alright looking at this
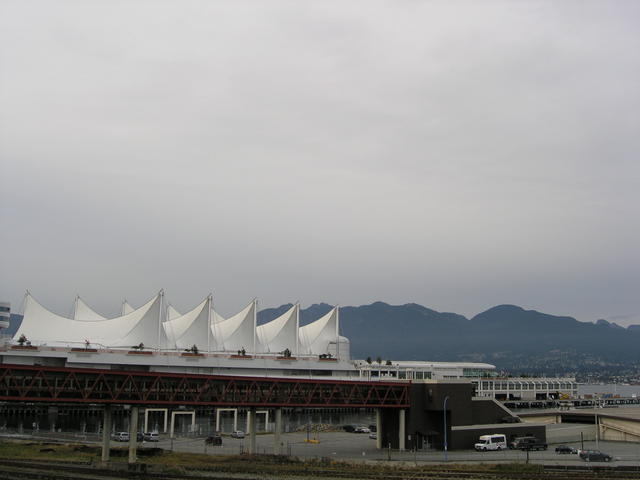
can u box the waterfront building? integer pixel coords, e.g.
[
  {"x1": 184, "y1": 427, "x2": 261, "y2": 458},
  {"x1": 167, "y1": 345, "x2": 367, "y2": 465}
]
[
  {"x1": 354, "y1": 360, "x2": 495, "y2": 381},
  {"x1": 0, "y1": 302, "x2": 9, "y2": 331},
  {"x1": 3, "y1": 291, "x2": 496, "y2": 384},
  {"x1": 0, "y1": 301, "x2": 10, "y2": 345},
  {"x1": 473, "y1": 377, "x2": 578, "y2": 401}
]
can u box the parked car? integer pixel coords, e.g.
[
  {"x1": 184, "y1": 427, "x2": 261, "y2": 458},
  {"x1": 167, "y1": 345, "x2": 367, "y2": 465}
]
[
  {"x1": 342, "y1": 425, "x2": 356, "y2": 433},
  {"x1": 555, "y1": 445, "x2": 577, "y2": 454},
  {"x1": 205, "y1": 433, "x2": 222, "y2": 445},
  {"x1": 510, "y1": 436, "x2": 547, "y2": 451},
  {"x1": 136, "y1": 432, "x2": 143, "y2": 442},
  {"x1": 475, "y1": 434, "x2": 507, "y2": 451},
  {"x1": 112, "y1": 432, "x2": 129, "y2": 442},
  {"x1": 231, "y1": 430, "x2": 245, "y2": 439},
  {"x1": 369, "y1": 432, "x2": 377, "y2": 440},
  {"x1": 354, "y1": 426, "x2": 371, "y2": 433},
  {"x1": 579, "y1": 450, "x2": 613, "y2": 462},
  {"x1": 143, "y1": 432, "x2": 159, "y2": 442}
]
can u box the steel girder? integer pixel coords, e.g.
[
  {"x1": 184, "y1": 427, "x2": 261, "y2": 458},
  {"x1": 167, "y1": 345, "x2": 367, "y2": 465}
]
[{"x1": 0, "y1": 364, "x2": 410, "y2": 408}]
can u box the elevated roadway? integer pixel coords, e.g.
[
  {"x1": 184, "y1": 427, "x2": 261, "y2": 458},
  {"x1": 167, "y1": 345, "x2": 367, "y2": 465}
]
[
  {"x1": 0, "y1": 363, "x2": 410, "y2": 463},
  {"x1": 0, "y1": 363, "x2": 409, "y2": 407}
]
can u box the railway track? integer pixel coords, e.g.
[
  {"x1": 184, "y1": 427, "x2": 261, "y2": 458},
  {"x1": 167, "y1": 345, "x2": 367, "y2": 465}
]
[{"x1": 0, "y1": 458, "x2": 639, "y2": 480}]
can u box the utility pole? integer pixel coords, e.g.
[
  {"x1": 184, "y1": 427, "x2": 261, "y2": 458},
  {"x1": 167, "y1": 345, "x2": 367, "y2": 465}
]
[{"x1": 443, "y1": 396, "x2": 450, "y2": 462}]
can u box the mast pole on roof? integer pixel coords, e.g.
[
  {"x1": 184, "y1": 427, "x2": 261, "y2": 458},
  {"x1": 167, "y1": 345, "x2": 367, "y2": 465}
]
[
  {"x1": 207, "y1": 294, "x2": 212, "y2": 354},
  {"x1": 295, "y1": 302, "x2": 300, "y2": 357},
  {"x1": 253, "y1": 298, "x2": 257, "y2": 355},
  {"x1": 165, "y1": 302, "x2": 170, "y2": 348},
  {"x1": 20, "y1": 290, "x2": 29, "y2": 316},
  {"x1": 157, "y1": 290, "x2": 164, "y2": 352},
  {"x1": 336, "y1": 305, "x2": 340, "y2": 360}
]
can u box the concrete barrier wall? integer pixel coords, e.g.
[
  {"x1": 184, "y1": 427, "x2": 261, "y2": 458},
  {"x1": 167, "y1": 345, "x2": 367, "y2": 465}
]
[
  {"x1": 601, "y1": 417, "x2": 640, "y2": 442},
  {"x1": 520, "y1": 414, "x2": 559, "y2": 424},
  {"x1": 546, "y1": 424, "x2": 596, "y2": 444}
]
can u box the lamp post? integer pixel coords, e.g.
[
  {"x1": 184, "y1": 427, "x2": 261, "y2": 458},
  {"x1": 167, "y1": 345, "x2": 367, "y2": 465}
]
[
  {"x1": 443, "y1": 396, "x2": 449, "y2": 462},
  {"x1": 595, "y1": 411, "x2": 599, "y2": 449}
]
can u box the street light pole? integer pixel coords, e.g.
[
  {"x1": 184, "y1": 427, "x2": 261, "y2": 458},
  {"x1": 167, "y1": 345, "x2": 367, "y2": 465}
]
[
  {"x1": 443, "y1": 396, "x2": 449, "y2": 462},
  {"x1": 595, "y1": 411, "x2": 599, "y2": 449}
]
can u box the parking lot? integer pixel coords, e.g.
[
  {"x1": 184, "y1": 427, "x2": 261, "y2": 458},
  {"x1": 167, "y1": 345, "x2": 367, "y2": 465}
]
[
  {"x1": 151, "y1": 431, "x2": 640, "y2": 466},
  {"x1": 4, "y1": 429, "x2": 640, "y2": 466}
]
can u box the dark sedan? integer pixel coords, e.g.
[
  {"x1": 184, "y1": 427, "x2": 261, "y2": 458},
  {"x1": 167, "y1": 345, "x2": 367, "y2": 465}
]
[
  {"x1": 555, "y1": 445, "x2": 577, "y2": 454},
  {"x1": 579, "y1": 450, "x2": 613, "y2": 462},
  {"x1": 205, "y1": 433, "x2": 222, "y2": 446}
]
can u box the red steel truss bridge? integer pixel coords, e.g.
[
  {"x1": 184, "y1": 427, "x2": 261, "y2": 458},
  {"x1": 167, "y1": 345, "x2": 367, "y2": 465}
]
[{"x1": 0, "y1": 364, "x2": 410, "y2": 408}]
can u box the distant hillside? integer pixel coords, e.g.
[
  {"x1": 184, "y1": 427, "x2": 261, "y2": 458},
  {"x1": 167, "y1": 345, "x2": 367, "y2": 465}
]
[
  {"x1": 260, "y1": 303, "x2": 640, "y2": 372},
  {"x1": 4, "y1": 314, "x2": 22, "y2": 336},
  {"x1": 6, "y1": 304, "x2": 640, "y2": 373}
]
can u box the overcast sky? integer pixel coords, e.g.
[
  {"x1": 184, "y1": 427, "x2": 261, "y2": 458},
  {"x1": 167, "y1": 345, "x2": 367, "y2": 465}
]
[{"x1": 1, "y1": 1, "x2": 638, "y2": 326}]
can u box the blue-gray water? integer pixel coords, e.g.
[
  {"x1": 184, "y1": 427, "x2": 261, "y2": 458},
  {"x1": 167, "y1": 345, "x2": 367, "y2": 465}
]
[{"x1": 579, "y1": 384, "x2": 640, "y2": 397}]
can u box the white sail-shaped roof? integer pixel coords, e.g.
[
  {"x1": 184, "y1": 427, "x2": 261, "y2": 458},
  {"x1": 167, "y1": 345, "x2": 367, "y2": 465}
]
[
  {"x1": 73, "y1": 296, "x2": 107, "y2": 321},
  {"x1": 212, "y1": 300, "x2": 256, "y2": 352},
  {"x1": 298, "y1": 307, "x2": 339, "y2": 356},
  {"x1": 163, "y1": 296, "x2": 210, "y2": 350},
  {"x1": 167, "y1": 305, "x2": 181, "y2": 321},
  {"x1": 121, "y1": 300, "x2": 135, "y2": 316},
  {"x1": 212, "y1": 308, "x2": 225, "y2": 324},
  {"x1": 257, "y1": 304, "x2": 299, "y2": 354},
  {"x1": 15, "y1": 292, "x2": 166, "y2": 349}
]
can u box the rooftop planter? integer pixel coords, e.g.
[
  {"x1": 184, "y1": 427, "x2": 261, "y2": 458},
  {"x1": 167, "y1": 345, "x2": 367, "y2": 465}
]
[
  {"x1": 276, "y1": 356, "x2": 297, "y2": 360},
  {"x1": 10, "y1": 345, "x2": 38, "y2": 350},
  {"x1": 71, "y1": 348, "x2": 98, "y2": 353},
  {"x1": 181, "y1": 352, "x2": 204, "y2": 357},
  {"x1": 127, "y1": 350, "x2": 154, "y2": 355},
  {"x1": 230, "y1": 354, "x2": 253, "y2": 359}
]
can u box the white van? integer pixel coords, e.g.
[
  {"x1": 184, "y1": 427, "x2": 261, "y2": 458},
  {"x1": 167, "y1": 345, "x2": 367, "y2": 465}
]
[
  {"x1": 143, "y1": 432, "x2": 159, "y2": 442},
  {"x1": 474, "y1": 434, "x2": 507, "y2": 451},
  {"x1": 113, "y1": 432, "x2": 130, "y2": 442}
]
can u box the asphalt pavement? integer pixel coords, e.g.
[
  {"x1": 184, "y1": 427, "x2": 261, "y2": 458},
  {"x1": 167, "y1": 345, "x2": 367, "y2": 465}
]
[
  {"x1": 152, "y1": 431, "x2": 640, "y2": 466},
  {"x1": 4, "y1": 430, "x2": 640, "y2": 466}
]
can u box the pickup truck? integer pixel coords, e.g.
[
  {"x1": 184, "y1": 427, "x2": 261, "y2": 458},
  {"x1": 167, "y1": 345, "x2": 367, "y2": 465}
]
[{"x1": 510, "y1": 436, "x2": 547, "y2": 451}]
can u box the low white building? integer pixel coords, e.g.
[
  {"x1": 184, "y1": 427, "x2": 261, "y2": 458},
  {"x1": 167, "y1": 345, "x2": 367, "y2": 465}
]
[
  {"x1": 354, "y1": 360, "x2": 496, "y2": 381},
  {"x1": 473, "y1": 377, "x2": 578, "y2": 401}
]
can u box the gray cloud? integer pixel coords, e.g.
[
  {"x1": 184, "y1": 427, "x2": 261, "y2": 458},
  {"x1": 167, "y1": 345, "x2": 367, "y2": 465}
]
[{"x1": 1, "y1": 1, "x2": 639, "y2": 325}]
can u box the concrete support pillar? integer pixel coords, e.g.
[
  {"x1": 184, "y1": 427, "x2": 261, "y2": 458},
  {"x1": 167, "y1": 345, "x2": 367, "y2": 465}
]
[
  {"x1": 248, "y1": 407, "x2": 257, "y2": 454},
  {"x1": 273, "y1": 408, "x2": 282, "y2": 455},
  {"x1": 101, "y1": 405, "x2": 112, "y2": 464},
  {"x1": 375, "y1": 409, "x2": 382, "y2": 450},
  {"x1": 128, "y1": 406, "x2": 139, "y2": 464},
  {"x1": 398, "y1": 409, "x2": 406, "y2": 452}
]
